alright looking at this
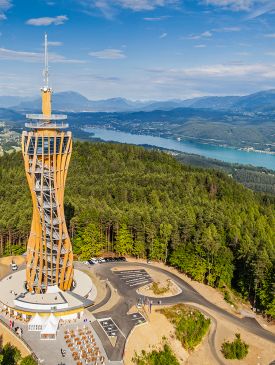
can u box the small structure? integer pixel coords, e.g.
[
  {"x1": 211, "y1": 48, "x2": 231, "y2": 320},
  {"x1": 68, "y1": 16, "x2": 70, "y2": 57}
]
[
  {"x1": 40, "y1": 314, "x2": 60, "y2": 340},
  {"x1": 28, "y1": 313, "x2": 47, "y2": 332}
]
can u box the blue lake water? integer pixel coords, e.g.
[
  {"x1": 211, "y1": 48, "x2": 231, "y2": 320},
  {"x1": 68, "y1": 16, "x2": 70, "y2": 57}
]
[{"x1": 83, "y1": 127, "x2": 275, "y2": 171}]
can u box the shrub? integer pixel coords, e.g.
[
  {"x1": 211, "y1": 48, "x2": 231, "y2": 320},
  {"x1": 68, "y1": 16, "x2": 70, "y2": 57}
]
[
  {"x1": 0, "y1": 343, "x2": 21, "y2": 365},
  {"x1": 221, "y1": 333, "x2": 249, "y2": 359},
  {"x1": 132, "y1": 343, "x2": 179, "y2": 365},
  {"x1": 159, "y1": 304, "x2": 210, "y2": 351},
  {"x1": 21, "y1": 355, "x2": 38, "y2": 365},
  {"x1": 151, "y1": 281, "x2": 171, "y2": 295}
]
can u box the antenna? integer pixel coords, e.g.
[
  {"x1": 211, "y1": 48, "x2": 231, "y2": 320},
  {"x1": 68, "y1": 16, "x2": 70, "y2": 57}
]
[{"x1": 43, "y1": 33, "x2": 49, "y2": 89}]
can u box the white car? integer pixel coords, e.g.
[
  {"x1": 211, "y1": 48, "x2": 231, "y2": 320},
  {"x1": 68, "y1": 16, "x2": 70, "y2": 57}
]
[
  {"x1": 97, "y1": 257, "x2": 106, "y2": 263},
  {"x1": 90, "y1": 258, "x2": 98, "y2": 264},
  {"x1": 11, "y1": 263, "x2": 18, "y2": 271}
]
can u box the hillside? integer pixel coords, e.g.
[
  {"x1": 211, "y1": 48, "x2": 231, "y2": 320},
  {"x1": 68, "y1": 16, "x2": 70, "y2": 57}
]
[{"x1": 0, "y1": 142, "x2": 274, "y2": 316}]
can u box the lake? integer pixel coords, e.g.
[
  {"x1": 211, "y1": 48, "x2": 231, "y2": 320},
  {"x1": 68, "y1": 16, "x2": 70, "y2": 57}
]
[{"x1": 83, "y1": 127, "x2": 275, "y2": 171}]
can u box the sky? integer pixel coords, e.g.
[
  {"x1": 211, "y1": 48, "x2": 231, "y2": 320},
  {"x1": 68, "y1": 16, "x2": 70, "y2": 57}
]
[{"x1": 1, "y1": 0, "x2": 275, "y2": 100}]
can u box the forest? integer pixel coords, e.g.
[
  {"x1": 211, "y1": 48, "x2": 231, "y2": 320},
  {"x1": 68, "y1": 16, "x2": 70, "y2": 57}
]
[{"x1": 0, "y1": 142, "x2": 274, "y2": 317}]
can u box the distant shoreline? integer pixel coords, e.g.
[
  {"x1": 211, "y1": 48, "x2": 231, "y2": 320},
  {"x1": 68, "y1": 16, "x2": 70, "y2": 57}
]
[{"x1": 83, "y1": 126, "x2": 275, "y2": 157}]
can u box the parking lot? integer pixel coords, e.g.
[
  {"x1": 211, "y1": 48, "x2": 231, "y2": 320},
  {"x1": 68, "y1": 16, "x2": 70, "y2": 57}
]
[
  {"x1": 98, "y1": 318, "x2": 120, "y2": 337},
  {"x1": 128, "y1": 312, "x2": 146, "y2": 326},
  {"x1": 114, "y1": 269, "x2": 153, "y2": 288}
]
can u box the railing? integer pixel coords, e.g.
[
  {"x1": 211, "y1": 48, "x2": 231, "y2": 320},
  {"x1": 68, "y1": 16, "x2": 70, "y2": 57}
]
[
  {"x1": 0, "y1": 316, "x2": 39, "y2": 362},
  {"x1": 26, "y1": 114, "x2": 67, "y2": 120}
]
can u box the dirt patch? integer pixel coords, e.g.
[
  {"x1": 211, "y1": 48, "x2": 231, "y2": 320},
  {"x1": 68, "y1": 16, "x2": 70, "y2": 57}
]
[
  {"x1": 0, "y1": 263, "x2": 9, "y2": 280},
  {"x1": 124, "y1": 306, "x2": 188, "y2": 365},
  {"x1": 0, "y1": 256, "x2": 25, "y2": 280},
  {"x1": 0, "y1": 256, "x2": 25, "y2": 266}
]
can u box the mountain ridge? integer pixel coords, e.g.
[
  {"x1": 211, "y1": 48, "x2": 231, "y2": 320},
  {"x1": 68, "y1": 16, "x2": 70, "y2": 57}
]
[{"x1": 1, "y1": 89, "x2": 275, "y2": 112}]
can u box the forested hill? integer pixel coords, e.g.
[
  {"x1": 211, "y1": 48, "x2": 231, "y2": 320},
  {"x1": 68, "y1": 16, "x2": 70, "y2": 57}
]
[{"x1": 0, "y1": 142, "x2": 274, "y2": 317}]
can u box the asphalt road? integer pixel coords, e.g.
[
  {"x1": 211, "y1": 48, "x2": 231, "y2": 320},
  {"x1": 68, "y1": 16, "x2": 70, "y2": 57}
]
[{"x1": 84, "y1": 261, "x2": 275, "y2": 363}]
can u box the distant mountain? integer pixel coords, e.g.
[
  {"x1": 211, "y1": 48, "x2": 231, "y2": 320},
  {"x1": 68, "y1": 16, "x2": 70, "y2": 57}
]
[
  {"x1": 16, "y1": 91, "x2": 91, "y2": 112},
  {"x1": 0, "y1": 96, "x2": 34, "y2": 108},
  {"x1": 4, "y1": 89, "x2": 275, "y2": 113},
  {"x1": 183, "y1": 96, "x2": 240, "y2": 110},
  {"x1": 233, "y1": 89, "x2": 275, "y2": 111},
  {"x1": 0, "y1": 108, "x2": 24, "y2": 122}
]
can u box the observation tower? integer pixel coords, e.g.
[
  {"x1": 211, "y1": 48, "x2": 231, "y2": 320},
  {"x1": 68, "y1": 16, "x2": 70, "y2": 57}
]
[{"x1": 22, "y1": 34, "x2": 74, "y2": 293}]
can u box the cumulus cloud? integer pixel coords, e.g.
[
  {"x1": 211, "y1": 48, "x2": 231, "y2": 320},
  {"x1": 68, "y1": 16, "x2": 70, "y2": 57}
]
[
  {"x1": 0, "y1": 47, "x2": 84, "y2": 63},
  {"x1": 26, "y1": 15, "x2": 68, "y2": 26},
  {"x1": 89, "y1": 48, "x2": 126, "y2": 59}
]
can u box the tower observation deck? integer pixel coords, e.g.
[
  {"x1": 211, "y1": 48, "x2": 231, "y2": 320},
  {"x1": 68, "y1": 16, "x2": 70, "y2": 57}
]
[{"x1": 22, "y1": 34, "x2": 74, "y2": 293}]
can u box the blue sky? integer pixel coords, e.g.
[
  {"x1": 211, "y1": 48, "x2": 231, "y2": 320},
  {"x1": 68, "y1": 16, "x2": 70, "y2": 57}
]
[{"x1": 1, "y1": 0, "x2": 275, "y2": 100}]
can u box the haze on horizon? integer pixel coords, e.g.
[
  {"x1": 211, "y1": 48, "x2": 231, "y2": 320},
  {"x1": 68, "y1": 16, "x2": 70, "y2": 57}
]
[{"x1": 1, "y1": 0, "x2": 275, "y2": 100}]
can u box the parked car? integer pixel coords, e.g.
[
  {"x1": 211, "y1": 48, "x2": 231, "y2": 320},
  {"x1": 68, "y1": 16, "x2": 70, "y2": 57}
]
[
  {"x1": 90, "y1": 258, "x2": 98, "y2": 264},
  {"x1": 97, "y1": 257, "x2": 106, "y2": 263},
  {"x1": 11, "y1": 263, "x2": 18, "y2": 271}
]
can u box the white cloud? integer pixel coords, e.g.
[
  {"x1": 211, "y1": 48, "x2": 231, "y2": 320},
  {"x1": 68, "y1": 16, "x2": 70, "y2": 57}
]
[
  {"x1": 204, "y1": 1, "x2": 275, "y2": 19},
  {"x1": 147, "y1": 63, "x2": 275, "y2": 79},
  {"x1": 264, "y1": 33, "x2": 275, "y2": 38},
  {"x1": 89, "y1": 48, "x2": 126, "y2": 59},
  {"x1": 0, "y1": 47, "x2": 84, "y2": 63},
  {"x1": 160, "y1": 32, "x2": 167, "y2": 39},
  {"x1": 213, "y1": 26, "x2": 241, "y2": 32},
  {"x1": 204, "y1": 0, "x2": 255, "y2": 11},
  {"x1": 0, "y1": 0, "x2": 12, "y2": 19},
  {"x1": 194, "y1": 44, "x2": 207, "y2": 48},
  {"x1": 48, "y1": 41, "x2": 63, "y2": 46},
  {"x1": 202, "y1": 31, "x2": 212, "y2": 37},
  {"x1": 104, "y1": 0, "x2": 178, "y2": 11},
  {"x1": 26, "y1": 15, "x2": 68, "y2": 26},
  {"x1": 79, "y1": 0, "x2": 179, "y2": 18},
  {"x1": 0, "y1": 0, "x2": 12, "y2": 10},
  {"x1": 143, "y1": 15, "x2": 170, "y2": 21},
  {"x1": 184, "y1": 30, "x2": 213, "y2": 40}
]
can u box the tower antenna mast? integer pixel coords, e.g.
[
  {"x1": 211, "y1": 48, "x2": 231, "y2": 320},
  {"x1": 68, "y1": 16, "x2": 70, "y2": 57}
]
[{"x1": 43, "y1": 33, "x2": 49, "y2": 89}]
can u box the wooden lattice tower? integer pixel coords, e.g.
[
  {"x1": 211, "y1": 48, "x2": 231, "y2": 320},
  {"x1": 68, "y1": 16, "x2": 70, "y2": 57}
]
[{"x1": 22, "y1": 34, "x2": 74, "y2": 293}]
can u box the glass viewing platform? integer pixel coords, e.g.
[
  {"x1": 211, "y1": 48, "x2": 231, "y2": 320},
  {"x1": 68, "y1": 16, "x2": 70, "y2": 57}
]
[{"x1": 25, "y1": 114, "x2": 68, "y2": 129}]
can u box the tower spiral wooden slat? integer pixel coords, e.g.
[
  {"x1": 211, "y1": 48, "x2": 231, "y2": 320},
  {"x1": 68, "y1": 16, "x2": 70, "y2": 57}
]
[{"x1": 22, "y1": 34, "x2": 74, "y2": 293}]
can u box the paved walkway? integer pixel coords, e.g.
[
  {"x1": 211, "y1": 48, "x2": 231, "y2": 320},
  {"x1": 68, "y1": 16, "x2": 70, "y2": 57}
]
[
  {"x1": 0, "y1": 313, "x2": 121, "y2": 365},
  {"x1": 85, "y1": 261, "x2": 275, "y2": 362}
]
